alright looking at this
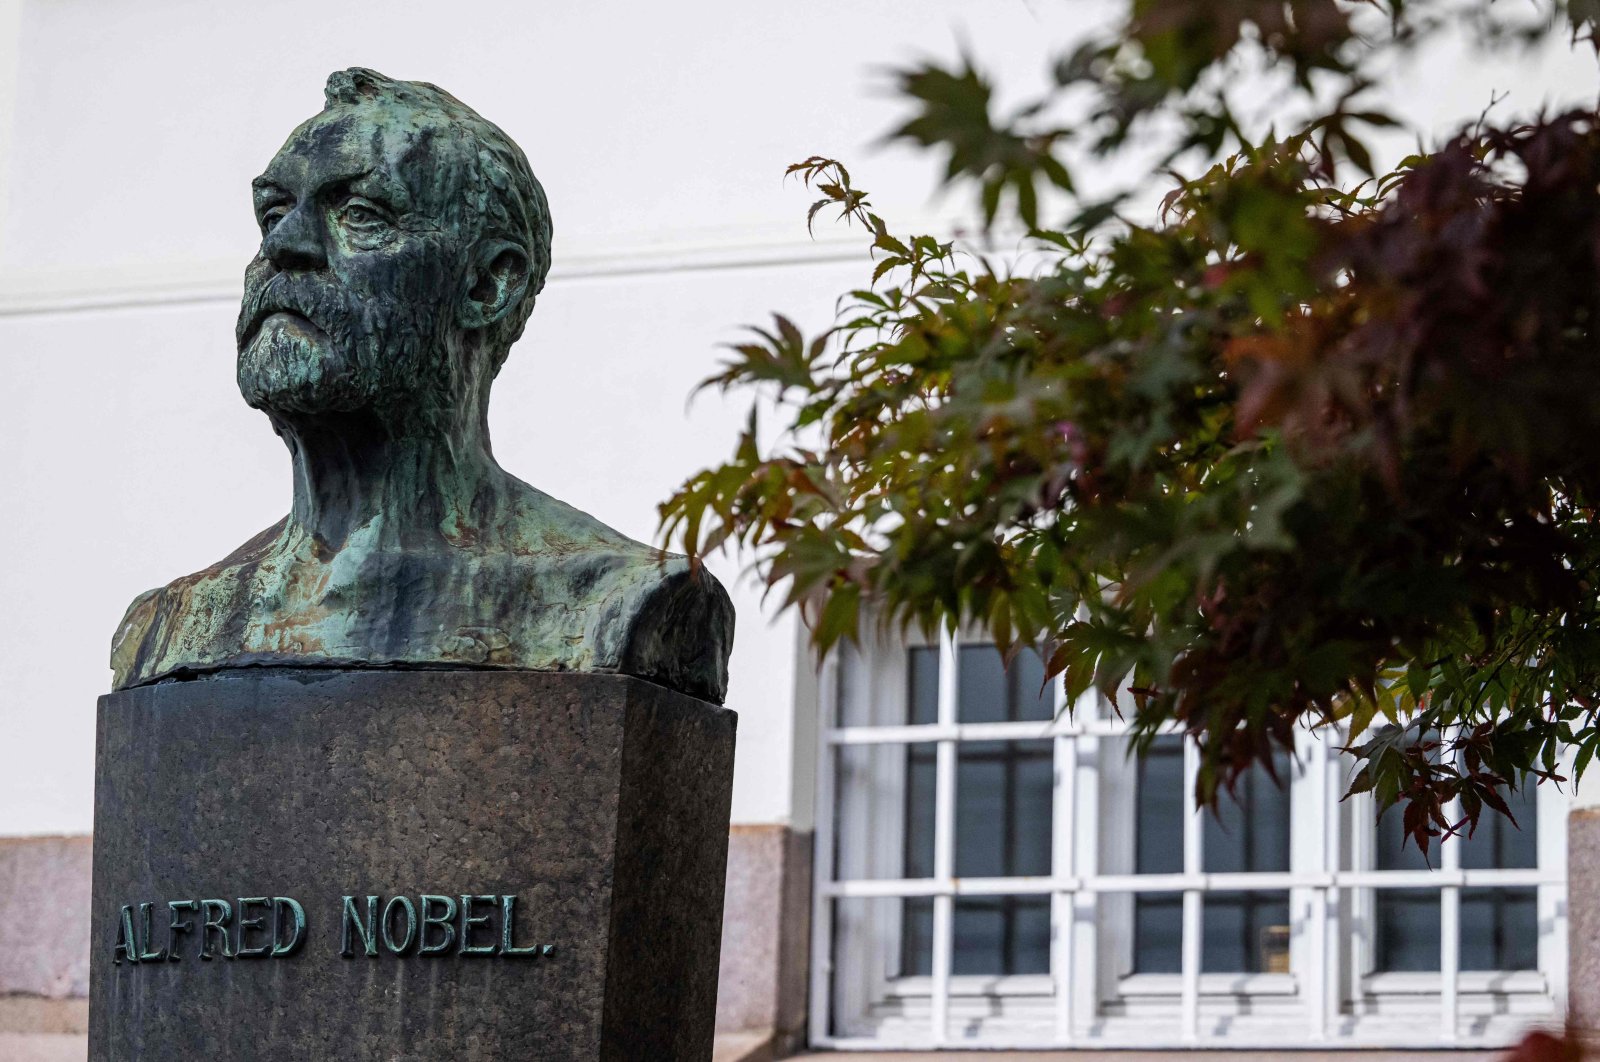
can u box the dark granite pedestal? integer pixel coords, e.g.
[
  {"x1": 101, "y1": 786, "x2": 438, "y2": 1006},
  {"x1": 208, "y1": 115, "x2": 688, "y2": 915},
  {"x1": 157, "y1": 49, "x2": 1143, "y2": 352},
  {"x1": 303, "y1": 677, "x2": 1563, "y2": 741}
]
[{"x1": 87, "y1": 669, "x2": 736, "y2": 1061}]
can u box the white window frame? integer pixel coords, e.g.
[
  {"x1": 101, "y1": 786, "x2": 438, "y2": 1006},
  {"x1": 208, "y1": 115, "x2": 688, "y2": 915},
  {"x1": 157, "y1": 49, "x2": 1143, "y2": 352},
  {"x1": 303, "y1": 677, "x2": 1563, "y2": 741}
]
[{"x1": 808, "y1": 627, "x2": 1570, "y2": 1050}]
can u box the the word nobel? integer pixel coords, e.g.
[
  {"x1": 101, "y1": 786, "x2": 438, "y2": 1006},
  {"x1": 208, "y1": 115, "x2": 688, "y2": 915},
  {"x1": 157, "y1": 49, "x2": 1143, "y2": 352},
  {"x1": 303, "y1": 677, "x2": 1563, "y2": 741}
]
[{"x1": 340, "y1": 894, "x2": 555, "y2": 958}]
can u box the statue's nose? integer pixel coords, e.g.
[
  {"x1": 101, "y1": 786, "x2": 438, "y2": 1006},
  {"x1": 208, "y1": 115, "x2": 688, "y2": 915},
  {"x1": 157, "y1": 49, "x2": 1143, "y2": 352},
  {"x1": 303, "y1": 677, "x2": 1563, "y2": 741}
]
[{"x1": 262, "y1": 203, "x2": 327, "y2": 271}]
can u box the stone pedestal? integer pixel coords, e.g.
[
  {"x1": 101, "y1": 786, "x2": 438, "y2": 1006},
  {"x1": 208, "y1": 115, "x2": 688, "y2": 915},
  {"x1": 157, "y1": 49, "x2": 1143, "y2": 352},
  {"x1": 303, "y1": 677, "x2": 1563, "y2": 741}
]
[{"x1": 87, "y1": 669, "x2": 736, "y2": 1061}]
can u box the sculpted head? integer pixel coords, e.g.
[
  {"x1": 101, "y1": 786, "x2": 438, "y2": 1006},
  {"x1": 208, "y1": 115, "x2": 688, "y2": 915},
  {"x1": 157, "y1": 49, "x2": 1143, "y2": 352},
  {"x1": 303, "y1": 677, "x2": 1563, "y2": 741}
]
[{"x1": 236, "y1": 68, "x2": 552, "y2": 429}]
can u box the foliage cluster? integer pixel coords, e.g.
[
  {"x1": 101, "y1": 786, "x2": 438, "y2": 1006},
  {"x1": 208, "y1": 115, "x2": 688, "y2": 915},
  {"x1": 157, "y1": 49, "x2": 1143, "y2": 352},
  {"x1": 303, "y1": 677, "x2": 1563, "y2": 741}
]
[{"x1": 661, "y1": 1, "x2": 1600, "y2": 852}]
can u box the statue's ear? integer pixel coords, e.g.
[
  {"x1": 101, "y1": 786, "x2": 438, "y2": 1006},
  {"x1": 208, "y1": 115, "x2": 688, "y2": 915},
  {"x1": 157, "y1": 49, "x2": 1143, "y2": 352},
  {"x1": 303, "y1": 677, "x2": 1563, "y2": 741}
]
[{"x1": 459, "y1": 239, "x2": 531, "y2": 330}]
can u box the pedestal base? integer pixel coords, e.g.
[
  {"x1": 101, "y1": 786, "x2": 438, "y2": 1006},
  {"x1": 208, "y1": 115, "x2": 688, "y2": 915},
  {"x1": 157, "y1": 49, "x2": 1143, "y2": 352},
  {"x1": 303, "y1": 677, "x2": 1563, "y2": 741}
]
[{"x1": 87, "y1": 669, "x2": 736, "y2": 1061}]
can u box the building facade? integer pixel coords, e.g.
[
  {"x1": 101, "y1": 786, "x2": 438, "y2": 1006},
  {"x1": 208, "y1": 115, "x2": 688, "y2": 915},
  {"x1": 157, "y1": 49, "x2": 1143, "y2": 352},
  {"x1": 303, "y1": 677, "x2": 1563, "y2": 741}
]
[{"x1": 0, "y1": 1, "x2": 1594, "y2": 1058}]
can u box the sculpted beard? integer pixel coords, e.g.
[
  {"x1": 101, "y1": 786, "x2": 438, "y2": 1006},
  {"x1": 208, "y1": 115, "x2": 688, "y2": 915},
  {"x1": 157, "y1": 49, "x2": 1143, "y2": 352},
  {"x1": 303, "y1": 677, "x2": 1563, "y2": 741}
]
[{"x1": 236, "y1": 268, "x2": 453, "y2": 420}]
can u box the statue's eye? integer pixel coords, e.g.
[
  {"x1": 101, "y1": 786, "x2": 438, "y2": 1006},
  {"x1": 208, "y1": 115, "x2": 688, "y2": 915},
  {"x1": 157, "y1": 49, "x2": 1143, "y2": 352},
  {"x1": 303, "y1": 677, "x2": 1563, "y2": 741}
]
[
  {"x1": 341, "y1": 199, "x2": 389, "y2": 230},
  {"x1": 260, "y1": 206, "x2": 288, "y2": 232}
]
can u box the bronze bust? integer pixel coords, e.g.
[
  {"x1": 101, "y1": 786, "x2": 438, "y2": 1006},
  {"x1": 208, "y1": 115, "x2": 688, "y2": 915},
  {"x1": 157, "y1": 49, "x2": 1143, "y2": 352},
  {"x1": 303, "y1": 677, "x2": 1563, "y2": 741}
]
[{"x1": 111, "y1": 68, "x2": 734, "y2": 703}]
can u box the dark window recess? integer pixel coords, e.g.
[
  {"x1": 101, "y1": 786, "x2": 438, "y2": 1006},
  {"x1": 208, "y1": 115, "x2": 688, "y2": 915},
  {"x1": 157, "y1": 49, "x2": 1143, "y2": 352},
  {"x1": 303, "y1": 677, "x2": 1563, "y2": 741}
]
[
  {"x1": 899, "y1": 645, "x2": 1054, "y2": 976},
  {"x1": 908, "y1": 645, "x2": 940, "y2": 727},
  {"x1": 958, "y1": 644, "x2": 1055, "y2": 724},
  {"x1": 1133, "y1": 736, "x2": 1292, "y2": 974},
  {"x1": 1373, "y1": 782, "x2": 1538, "y2": 973}
]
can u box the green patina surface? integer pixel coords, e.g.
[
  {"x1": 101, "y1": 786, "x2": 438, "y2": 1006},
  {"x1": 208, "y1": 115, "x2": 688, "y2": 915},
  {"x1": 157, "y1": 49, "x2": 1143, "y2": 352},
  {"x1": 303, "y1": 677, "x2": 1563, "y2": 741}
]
[{"x1": 111, "y1": 68, "x2": 732, "y2": 703}]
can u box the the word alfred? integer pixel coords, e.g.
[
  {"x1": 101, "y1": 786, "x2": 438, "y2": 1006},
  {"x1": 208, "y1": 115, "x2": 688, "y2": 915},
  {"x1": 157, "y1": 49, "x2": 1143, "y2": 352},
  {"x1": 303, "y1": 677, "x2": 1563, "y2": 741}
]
[{"x1": 113, "y1": 897, "x2": 305, "y2": 964}]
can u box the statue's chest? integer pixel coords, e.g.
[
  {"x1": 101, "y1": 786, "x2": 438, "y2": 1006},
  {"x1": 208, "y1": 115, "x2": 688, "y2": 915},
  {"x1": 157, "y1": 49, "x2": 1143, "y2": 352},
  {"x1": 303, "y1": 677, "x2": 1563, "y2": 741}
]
[{"x1": 215, "y1": 551, "x2": 602, "y2": 662}]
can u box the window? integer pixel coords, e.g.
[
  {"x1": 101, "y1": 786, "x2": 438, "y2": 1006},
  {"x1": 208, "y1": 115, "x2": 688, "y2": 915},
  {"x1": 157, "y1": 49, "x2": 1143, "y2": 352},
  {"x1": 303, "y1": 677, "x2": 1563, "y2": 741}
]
[
  {"x1": 812, "y1": 629, "x2": 1569, "y2": 1050},
  {"x1": 1130, "y1": 738, "x2": 1291, "y2": 976}
]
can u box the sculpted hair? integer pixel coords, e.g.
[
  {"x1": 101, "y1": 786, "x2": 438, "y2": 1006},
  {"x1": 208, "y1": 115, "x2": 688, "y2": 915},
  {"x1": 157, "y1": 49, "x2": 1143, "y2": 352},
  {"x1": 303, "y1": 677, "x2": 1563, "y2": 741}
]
[{"x1": 323, "y1": 67, "x2": 552, "y2": 373}]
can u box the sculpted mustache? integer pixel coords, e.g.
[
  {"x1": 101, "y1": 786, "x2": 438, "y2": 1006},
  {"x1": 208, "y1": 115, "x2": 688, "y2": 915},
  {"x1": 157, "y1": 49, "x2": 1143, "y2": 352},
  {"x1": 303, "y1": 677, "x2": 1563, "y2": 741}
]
[{"x1": 237, "y1": 273, "x2": 362, "y2": 347}]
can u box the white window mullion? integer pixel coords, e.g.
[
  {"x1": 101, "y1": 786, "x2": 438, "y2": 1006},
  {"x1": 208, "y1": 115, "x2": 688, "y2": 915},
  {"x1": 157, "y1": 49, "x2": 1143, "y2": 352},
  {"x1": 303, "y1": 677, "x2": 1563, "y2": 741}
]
[
  {"x1": 1539, "y1": 762, "x2": 1570, "y2": 1021},
  {"x1": 1181, "y1": 737, "x2": 1203, "y2": 1043},
  {"x1": 1440, "y1": 792, "x2": 1463, "y2": 1043},
  {"x1": 1074, "y1": 715, "x2": 1104, "y2": 1035},
  {"x1": 1301, "y1": 726, "x2": 1331, "y2": 1041},
  {"x1": 1322, "y1": 736, "x2": 1345, "y2": 1034},
  {"x1": 1050, "y1": 672, "x2": 1076, "y2": 1043},
  {"x1": 930, "y1": 630, "x2": 960, "y2": 1045},
  {"x1": 809, "y1": 651, "x2": 840, "y2": 1048}
]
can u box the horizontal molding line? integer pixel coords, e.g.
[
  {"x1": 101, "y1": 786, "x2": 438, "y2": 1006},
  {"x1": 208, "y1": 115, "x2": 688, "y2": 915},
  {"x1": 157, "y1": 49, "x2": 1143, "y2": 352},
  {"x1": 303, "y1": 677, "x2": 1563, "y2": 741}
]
[
  {"x1": 822, "y1": 868, "x2": 1565, "y2": 899},
  {"x1": 0, "y1": 235, "x2": 882, "y2": 319}
]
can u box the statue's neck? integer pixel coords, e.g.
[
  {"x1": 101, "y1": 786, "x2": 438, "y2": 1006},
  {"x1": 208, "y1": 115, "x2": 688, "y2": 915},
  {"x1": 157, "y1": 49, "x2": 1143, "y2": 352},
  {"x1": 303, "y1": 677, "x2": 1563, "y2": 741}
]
[{"x1": 275, "y1": 412, "x2": 504, "y2": 546}]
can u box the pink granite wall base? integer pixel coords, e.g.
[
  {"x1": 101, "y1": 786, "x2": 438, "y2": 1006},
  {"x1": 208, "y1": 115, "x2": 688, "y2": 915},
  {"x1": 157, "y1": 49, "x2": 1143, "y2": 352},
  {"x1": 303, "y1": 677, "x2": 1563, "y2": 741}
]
[
  {"x1": 0, "y1": 837, "x2": 91, "y2": 1001},
  {"x1": 716, "y1": 825, "x2": 812, "y2": 1054}
]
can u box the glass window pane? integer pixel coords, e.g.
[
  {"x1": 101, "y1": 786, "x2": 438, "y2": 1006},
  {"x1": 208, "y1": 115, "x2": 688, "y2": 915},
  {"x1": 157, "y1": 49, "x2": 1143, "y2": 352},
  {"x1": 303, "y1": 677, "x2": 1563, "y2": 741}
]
[
  {"x1": 908, "y1": 645, "x2": 940, "y2": 726},
  {"x1": 833, "y1": 743, "x2": 936, "y2": 881},
  {"x1": 1372, "y1": 786, "x2": 1440, "y2": 971},
  {"x1": 900, "y1": 896, "x2": 935, "y2": 977},
  {"x1": 1374, "y1": 782, "x2": 1539, "y2": 973},
  {"x1": 1461, "y1": 785, "x2": 1539, "y2": 970},
  {"x1": 1006, "y1": 647, "x2": 1055, "y2": 722},
  {"x1": 1461, "y1": 887, "x2": 1538, "y2": 971},
  {"x1": 958, "y1": 645, "x2": 1007, "y2": 723},
  {"x1": 1133, "y1": 737, "x2": 1292, "y2": 973},
  {"x1": 955, "y1": 740, "x2": 1053, "y2": 878},
  {"x1": 1202, "y1": 891, "x2": 1292, "y2": 973},
  {"x1": 1207, "y1": 753, "x2": 1291, "y2": 874},
  {"x1": 836, "y1": 639, "x2": 873, "y2": 727},
  {"x1": 1459, "y1": 784, "x2": 1538, "y2": 870},
  {"x1": 957, "y1": 644, "x2": 1054, "y2": 723},
  {"x1": 1134, "y1": 894, "x2": 1182, "y2": 974},
  {"x1": 954, "y1": 897, "x2": 1051, "y2": 975},
  {"x1": 1133, "y1": 892, "x2": 1294, "y2": 974},
  {"x1": 1375, "y1": 891, "x2": 1439, "y2": 972},
  {"x1": 899, "y1": 896, "x2": 1052, "y2": 977},
  {"x1": 905, "y1": 744, "x2": 937, "y2": 879},
  {"x1": 1135, "y1": 738, "x2": 1185, "y2": 876}
]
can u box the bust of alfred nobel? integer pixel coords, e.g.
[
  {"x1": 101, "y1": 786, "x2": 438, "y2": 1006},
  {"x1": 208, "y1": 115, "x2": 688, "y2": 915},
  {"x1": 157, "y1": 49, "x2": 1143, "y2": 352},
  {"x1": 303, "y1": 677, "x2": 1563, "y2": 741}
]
[{"x1": 110, "y1": 68, "x2": 734, "y2": 703}]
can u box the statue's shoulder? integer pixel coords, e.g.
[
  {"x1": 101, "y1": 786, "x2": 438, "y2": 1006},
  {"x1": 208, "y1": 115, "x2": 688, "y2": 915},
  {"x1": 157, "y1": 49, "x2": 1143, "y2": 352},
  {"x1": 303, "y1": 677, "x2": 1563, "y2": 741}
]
[
  {"x1": 604, "y1": 551, "x2": 735, "y2": 705},
  {"x1": 504, "y1": 489, "x2": 735, "y2": 703},
  {"x1": 109, "y1": 519, "x2": 288, "y2": 690},
  {"x1": 109, "y1": 586, "x2": 165, "y2": 689}
]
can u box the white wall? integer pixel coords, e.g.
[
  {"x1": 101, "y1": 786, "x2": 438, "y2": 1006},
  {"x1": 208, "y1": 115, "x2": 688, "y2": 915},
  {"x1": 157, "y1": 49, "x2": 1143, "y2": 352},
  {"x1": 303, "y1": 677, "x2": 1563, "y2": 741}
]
[
  {"x1": 0, "y1": 0, "x2": 1593, "y2": 836},
  {"x1": 0, "y1": 0, "x2": 1110, "y2": 835}
]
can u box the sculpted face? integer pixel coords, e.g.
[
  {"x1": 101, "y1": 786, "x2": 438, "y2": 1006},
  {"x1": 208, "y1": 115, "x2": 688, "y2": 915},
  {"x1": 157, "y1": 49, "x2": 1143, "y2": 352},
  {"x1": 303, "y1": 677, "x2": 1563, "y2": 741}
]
[{"x1": 236, "y1": 101, "x2": 477, "y2": 421}]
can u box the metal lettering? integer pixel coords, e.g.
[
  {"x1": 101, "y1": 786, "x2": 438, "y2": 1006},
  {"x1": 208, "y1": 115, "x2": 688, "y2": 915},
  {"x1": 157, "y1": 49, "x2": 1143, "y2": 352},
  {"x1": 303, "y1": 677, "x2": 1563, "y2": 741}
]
[
  {"x1": 500, "y1": 895, "x2": 539, "y2": 957},
  {"x1": 235, "y1": 897, "x2": 272, "y2": 958},
  {"x1": 340, "y1": 895, "x2": 378, "y2": 958},
  {"x1": 272, "y1": 897, "x2": 306, "y2": 957},
  {"x1": 418, "y1": 895, "x2": 457, "y2": 956},
  {"x1": 136, "y1": 903, "x2": 166, "y2": 962},
  {"x1": 109, "y1": 891, "x2": 550, "y2": 967},
  {"x1": 166, "y1": 900, "x2": 197, "y2": 962},
  {"x1": 381, "y1": 896, "x2": 418, "y2": 955},
  {"x1": 200, "y1": 899, "x2": 233, "y2": 960},
  {"x1": 459, "y1": 895, "x2": 497, "y2": 956},
  {"x1": 113, "y1": 905, "x2": 138, "y2": 965}
]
